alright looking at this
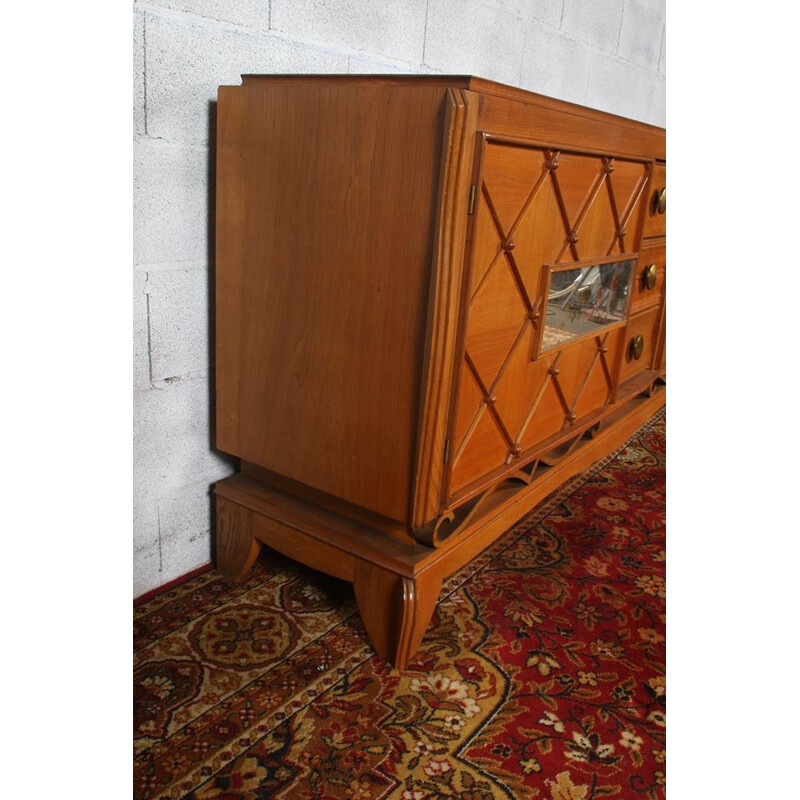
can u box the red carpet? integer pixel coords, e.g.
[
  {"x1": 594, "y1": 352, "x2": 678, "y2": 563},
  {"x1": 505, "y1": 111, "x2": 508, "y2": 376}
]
[{"x1": 134, "y1": 410, "x2": 665, "y2": 799}]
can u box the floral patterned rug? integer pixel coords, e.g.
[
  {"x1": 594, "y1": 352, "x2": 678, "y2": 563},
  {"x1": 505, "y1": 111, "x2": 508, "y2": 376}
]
[{"x1": 134, "y1": 410, "x2": 665, "y2": 799}]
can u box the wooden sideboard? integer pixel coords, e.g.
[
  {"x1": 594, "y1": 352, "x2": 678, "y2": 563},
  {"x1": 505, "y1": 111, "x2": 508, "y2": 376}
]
[{"x1": 213, "y1": 75, "x2": 666, "y2": 668}]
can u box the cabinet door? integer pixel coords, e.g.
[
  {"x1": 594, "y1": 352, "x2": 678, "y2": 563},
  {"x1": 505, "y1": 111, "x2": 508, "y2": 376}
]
[{"x1": 444, "y1": 139, "x2": 650, "y2": 504}]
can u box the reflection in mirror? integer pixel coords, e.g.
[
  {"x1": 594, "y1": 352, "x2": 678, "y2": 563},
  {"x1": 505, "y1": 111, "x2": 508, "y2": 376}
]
[{"x1": 541, "y1": 259, "x2": 634, "y2": 351}]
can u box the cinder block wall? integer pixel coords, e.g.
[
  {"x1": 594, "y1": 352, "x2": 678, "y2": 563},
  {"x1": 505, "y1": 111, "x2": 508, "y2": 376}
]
[{"x1": 133, "y1": 0, "x2": 666, "y2": 597}]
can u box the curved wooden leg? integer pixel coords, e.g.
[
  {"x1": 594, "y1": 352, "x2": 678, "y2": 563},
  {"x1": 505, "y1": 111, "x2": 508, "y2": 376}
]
[
  {"x1": 216, "y1": 496, "x2": 262, "y2": 580},
  {"x1": 354, "y1": 563, "x2": 442, "y2": 669}
]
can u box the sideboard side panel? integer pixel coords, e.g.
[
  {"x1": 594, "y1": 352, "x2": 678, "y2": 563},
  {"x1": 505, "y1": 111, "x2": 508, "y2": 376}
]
[{"x1": 216, "y1": 84, "x2": 448, "y2": 522}]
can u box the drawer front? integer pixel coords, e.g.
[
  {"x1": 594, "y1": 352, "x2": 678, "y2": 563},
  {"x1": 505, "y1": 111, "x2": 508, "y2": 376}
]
[
  {"x1": 642, "y1": 162, "x2": 666, "y2": 239},
  {"x1": 630, "y1": 242, "x2": 665, "y2": 314},
  {"x1": 444, "y1": 138, "x2": 650, "y2": 503},
  {"x1": 618, "y1": 307, "x2": 660, "y2": 384}
]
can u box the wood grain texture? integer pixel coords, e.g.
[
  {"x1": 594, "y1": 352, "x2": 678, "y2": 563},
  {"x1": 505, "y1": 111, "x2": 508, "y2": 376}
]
[
  {"x1": 354, "y1": 561, "x2": 443, "y2": 669},
  {"x1": 215, "y1": 497, "x2": 261, "y2": 581},
  {"x1": 216, "y1": 83, "x2": 449, "y2": 522},
  {"x1": 478, "y1": 93, "x2": 665, "y2": 162}
]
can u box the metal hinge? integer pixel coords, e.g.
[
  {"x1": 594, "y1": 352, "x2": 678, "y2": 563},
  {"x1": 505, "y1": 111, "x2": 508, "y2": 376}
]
[
  {"x1": 443, "y1": 438, "x2": 451, "y2": 464},
  {"x1": 467, "y1": 184, "x2": 476, "y2": 215}
]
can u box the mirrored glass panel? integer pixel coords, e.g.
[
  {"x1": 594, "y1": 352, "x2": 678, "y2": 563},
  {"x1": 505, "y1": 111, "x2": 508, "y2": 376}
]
[{"x1": 540, "y1": 258, "x2": 635, "y2": 352}]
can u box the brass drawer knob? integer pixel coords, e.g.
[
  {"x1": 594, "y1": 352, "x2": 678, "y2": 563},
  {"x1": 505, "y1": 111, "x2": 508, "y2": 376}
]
[
  {"x1": 653, "y1": 186, "x2": 666, "y2": 215},
  {"x1": 629, "y1": 334, "x2": 645, "y2": 361},
  {"x1": 643, "y1": 263, "x2": 658, "y2": 290}
]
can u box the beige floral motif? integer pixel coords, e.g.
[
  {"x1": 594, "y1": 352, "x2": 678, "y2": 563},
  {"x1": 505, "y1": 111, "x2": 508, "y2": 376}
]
[
  {"x1": 583, "y1": 556, "x2": 609, "y2": 577},
  {"x1": 611, "y1": 526, "x2": 630, "y2": 546},
  {"x1": 346, "y1": 777, "x2": 373, "y2": 799},
  {"x1": 509, "y1": 603, "x2": 545, "y2": 626},
  {"x1": 647, "y1": 710, "x2": 666, "y2": 728},
  {"x1": 408, "y1": 673, "x2": 482, "y2": 722},
  {"x1": 619, "y1": 730, "x2": 643, "y2": 751},
  {"x1": 538, "y1": 711, "x2": 565, "y2": 732},
  {"x1": 638, "y1": 628, "x2": 665, "y2": 645},
  {"x1": 647, "y1": 676, "x2": 666, "y2": 697},
  {"x1": 140, "y1": 675, "x2": 174, "y2": 700},
  {"x1": 653, "y1": 748, "x2": 666, "y2": 763},
  {"x1": 635, "y1": 575, "x2": 666, "y2": 598},
  {"x1": 547, "y1": 770, "x2": 589, "y2": 800},
  {"x1": 527, "y1": 651, "x2": 561, "y2": 676},
  {"x1": 566, "y1": 732, "x2": 617, "y2": 764},
  {"x1": 301, "y1": 585, "x2": 326, "y2": 602},
  {"x1": 520, "y1": 756, "x2": 541, "y2": 774},
  {"x1": 590, "y1": 638, "x2": 625, "y2": 660},
  {"x1": 410, "y1": 674, "x2": 467, "y2": 700},
  {"x1": 401, "y1": 790, "x2": 427, "y2": 800},
  {"x1": 443, "y1": 714, "x2": 466, "y2": 732},
  {"x1": 422, "y1": 758, "x2": 452, "y2": 777},
  {"x1": 577, "y1": 671, "x2": 597, "y2": 686}
]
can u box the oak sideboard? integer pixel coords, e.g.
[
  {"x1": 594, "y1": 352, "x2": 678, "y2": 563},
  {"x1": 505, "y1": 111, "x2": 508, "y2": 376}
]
[{"x1": 213, "y1": 75, "x2": 666, "y2": 668}]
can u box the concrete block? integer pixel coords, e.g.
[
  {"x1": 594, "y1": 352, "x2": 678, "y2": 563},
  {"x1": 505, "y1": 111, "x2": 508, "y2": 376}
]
[
  {"x1": 618, "y1": 0, "x2": 664, "y2": 71},
  {"x1": 424, "y1": 0, "x2": 526, "y2": 86},
  {"x1": 521, "y1": 23, "x2": 592, "y2": 106},
  {"x1": 271, "y1": 0, "x2": 428, "y2": 64},
  {"x1": 133, "y1": 139, "x2": 210, "y2": 266},
  {"x1": 561, "y1": 0, "x2": 624, "y2": 53},
  {"x1": 642, "y1": 74, "x2": 665, "y2": 128},
  {"x1": 145, "y1": 267, "x2": 210, "y2": 382},
  {"x1": 134, "y1": 495, "x2": 160, "y2": 554},
  {"x1": 134, "y1": 8, "x2": 145, "y2": 135},
  {"x1": 133, "y1": 379, "x2": 234, "y2": 507},
  {"x1": 143, "y1": 0, "x2": 270, "y2": 30},
  {"x1": 585, "y1": 51, "x2": 652, "y2": 124},
  {"x1": 158, "y1": 480, "x2": 215, "y2": 579},
  {"x1": 133, "y1": 271, "x2": 151, "y2": 389},
  {"x1": 638, "y1": 0, "x2": 665, "y2": 19},
  {"x1": 484, "y1": 0, "x2": 563, "y2": 28},
  {"x1": 161, "y1": 529, "x2": 212, "y2": 587},
  {"x1": 145, "y1": 11, "x2": 348, "y2": 145}
]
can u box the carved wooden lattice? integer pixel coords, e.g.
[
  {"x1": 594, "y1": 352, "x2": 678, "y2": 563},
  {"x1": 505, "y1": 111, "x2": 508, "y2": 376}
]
[{"x1": 446, "y1": 143, "x2": 649, "y2": 501}]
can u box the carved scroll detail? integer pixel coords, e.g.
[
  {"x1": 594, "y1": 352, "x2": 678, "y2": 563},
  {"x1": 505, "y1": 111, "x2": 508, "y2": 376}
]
[{"x1": 414, "y1": 415, "x2": 614, "y2": 548}]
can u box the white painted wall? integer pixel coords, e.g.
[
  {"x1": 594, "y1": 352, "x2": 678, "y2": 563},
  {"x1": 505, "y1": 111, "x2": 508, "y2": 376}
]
[{"x1": 133, "y1": 0, "x2": 666, "y2": 597}]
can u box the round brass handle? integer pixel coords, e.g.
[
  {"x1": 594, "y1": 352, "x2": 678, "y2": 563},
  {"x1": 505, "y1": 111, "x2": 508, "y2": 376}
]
[
  {"x1": 656, "y1": 186, "x2": 666, "y2": 214},
  {"x1": 643, "y1": 263, "x2": 658, "y2": 290},
  {"x1": 629, "y1": 335, "x2": 645, "y2": 361}
]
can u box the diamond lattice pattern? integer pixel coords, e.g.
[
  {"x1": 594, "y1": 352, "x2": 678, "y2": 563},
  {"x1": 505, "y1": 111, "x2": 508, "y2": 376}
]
[{"x1": 447, "y1": 144, "x2": 648, "y2": 499}]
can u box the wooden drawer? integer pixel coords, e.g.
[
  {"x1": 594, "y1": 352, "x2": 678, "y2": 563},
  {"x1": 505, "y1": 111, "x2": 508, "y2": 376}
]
[
  {"x1": 618, "y1": 306, "x2": 660, "y2": 384},
  {"x1": 641, "y1": 162, "x2": 666, "y2": 239},
  {"x1": 630, "y1": 242, "x2": 665, "y2": 314}
]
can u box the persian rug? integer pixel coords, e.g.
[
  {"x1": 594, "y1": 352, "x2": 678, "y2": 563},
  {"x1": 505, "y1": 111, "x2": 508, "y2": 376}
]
[{"x1": 134, "y1": 410, "x2": 665, "y2": 800}]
